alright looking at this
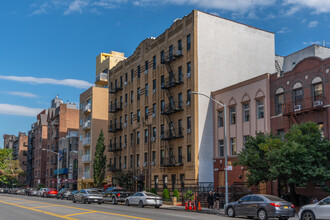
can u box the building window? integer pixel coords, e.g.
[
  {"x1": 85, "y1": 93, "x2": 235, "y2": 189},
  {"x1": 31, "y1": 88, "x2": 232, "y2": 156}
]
[
  {"x1": 153, "y1": 127, "x2": 156, "y2": 138},
  {"x1": 218, "y1": 140, "x2": 224, "y2": 157},
  {"x1": 178, "y1": 93, "x2": 182, "y2": 108},
  {"x1": 161, "y1": 100, "x2": 165, "y2": 112},
  {"x1": 152, "y1": 151, "x2": 156, "y2": 163},
  {"x1": 160, "y1": 124, "x2": 164, "y2": 136},
  {"x1": 161, "y1": 75, "x2": 164, "y2": 87},
  {"x1": 243, "y1": 103, "x2": 249, "y2": 122},
  {"x1": 124, "y1": 156, "x2": 127, "y2": 168},
  {"x1": 230, "y1": 138, "x2": 237, "y2": 155},
  {"x1": 145, "y1": 84, "x2": 148, "y2": 97},
  {"x1": 160, "y1": 150, "x2": 164, "y2": 165},
  {"x1": 187, "y1": 89, "x2": 191, "y2": 102},
  {"x1": 153, "y1": 55, "x2": 156, "y2": 70},
  {"x1": 130, "y1": 155, "x2": 133, "y2": 168},
  {"x1": 144, "y1": 129, "x2": 148, "y2": 143},
  {"x1": 187, "y1": 117, "x2": 191, "y2": 130},
  {"x1": 136, "y1": 132, "x2": 140, "y2": 145},
  {"x1": 243, "y1": 136, "x2": 249, "y2": 148},
  {"x1": 125, "y1": 94, "x2": 128, "y2": 105},
  {"x1": 169, "y1": 45, "x2": 173, "y2": 59},
  {"x1": 130, "y1": 112, "x2": 133, "y2": 125},
  {"x1": 137, "y1": 109, "x2": 140, "y2": 122},
  {"x1": 124, "y1": 135, "x2": 127, "y2": 146},
  {"x1": 187, "y1": 34, "x2": 191, "y2": 51},
  {"x1": 230, "y1": 107, "x2": 236, "y2": 125},
  {"x1": 136, "y1": 154, "x2": 139, "y2": 167},
  {"x1": 130, "y1": 133, "x2": 133, "y2": 146},
  {"x1": 178, "y1": 119, "x2": 183, "y2": 136},
  {"x1": 163, "y1": 175, "x2": 168, "y2": 189},
  {"x1": 218, "y1": 111, "x2": 224, "y2": 127},
  {"x1": 178, "y1": 39, "x2": 182, "y2": 52},
  {"x1": 137, "y1": 65, "x2": 141, "y2": 78},
  {"x1": 153, "y1": 79, "x2": 156, "y2": 93},
  {"x1": 293, "y1": 87, "x2": 303, "y2": 105},
  {"x1": 131, "y1": 69, "x2": 134, "y2": 82},
  {"x1": 257, "y1": 100, "x2": 264, "y2": 119},
  {"x1": 187, "y1": 145, "x2": 191, "y2": 162},
  {"x1": 145, "y1": 106, "x2": 148, "y2": 120},
  {"x1": 187, "y1": 62, "x2": 191, "y2": 74},
  {"x1": 125, "y1": 114, "x2": 127, "y2": 124},
  {"x1": 161, "y1": 51, "x2": 164, "y2": 63},
  {"x1": 313, "y1": 82, "x2": 323, "y2": 101},
  {"x1": 178, "y1": 147, "x2": 182, "y2": 163},
  {"x1": 153, "y1": 103, "x2": 156, "y2": 115},
  {"x1": 275, "y1": 92, "x2": 284, "y2": 115},
  {"x1": 178, "y1": 66, "x2": 183, "y2": 82},
  {"x1": 137, "y1": 87, "x2": 140, "y2": 100},
  {"x1": 131, "y1": 91, "x2": 134, "y2": 103},
  {"x1": 318, "y1": 123, "x2": 324, "y2": 137},
  {"x1": 125, "y1": 73, "x2": 128, "y2": 83},
  {"x1": 154, "y1": 175, "x2": 159, "y2": 190},
  {"x1": 145, "y1": 60, "x2": 148, "y2": 73}
]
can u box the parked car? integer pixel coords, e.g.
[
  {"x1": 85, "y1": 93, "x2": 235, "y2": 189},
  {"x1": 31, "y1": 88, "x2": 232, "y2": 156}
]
[
  {"x1": 28, "y1": 188, "x2": 38, "y2": 196},
  {"x1": 224, "y1": 194, "x2": 295, "y2": 220},
  {"x1": 44, "y1": 188, "x2": 58, "y2": 198},
  {"x1": 103, "y1": 187, "x2": 133, "y2": 204},
  {"x1": 57, "y1": 188, "x2": 73, "y2": 200},
  {"x1": 68, "y1": 190, "x2": 78, "y2": 200},
  {"x1": 125, "y1": 192, "x2": 162, "y2": 208},
  {"x1": 72, "y1": 189, "x2": 103, "y2": 204},
  {"x1": 298, "y1": 196, "x2": 330, "y2": 220},
  {"x1": 37, "y1": 188, "x2": 47, "y2": 197}
]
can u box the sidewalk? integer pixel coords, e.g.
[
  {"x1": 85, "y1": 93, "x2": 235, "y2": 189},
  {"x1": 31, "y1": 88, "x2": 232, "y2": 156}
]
[{"x1": 160, "y1": 204, "x2": 224, "y2": 215}]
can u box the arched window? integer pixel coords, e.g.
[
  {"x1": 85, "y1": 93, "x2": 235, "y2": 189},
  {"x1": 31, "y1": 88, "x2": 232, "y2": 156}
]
[
  {"x1": 312, "y1": 77, "x2": 323, "y2": 101},
  {"x1": 275, "y1": 88, "x2": 285, "y2": 115},
  {"x1": 292, "y1": 82, "x2": 303, "y2": 106}
]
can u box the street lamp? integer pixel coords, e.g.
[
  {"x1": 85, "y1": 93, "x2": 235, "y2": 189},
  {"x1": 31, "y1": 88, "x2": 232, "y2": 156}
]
[
  {"x1": 42, "y1": 149, "x2": 61, "y2": 191},
  {"x1": 192, "y1": 91, "x2": 229, "y2": 204}
]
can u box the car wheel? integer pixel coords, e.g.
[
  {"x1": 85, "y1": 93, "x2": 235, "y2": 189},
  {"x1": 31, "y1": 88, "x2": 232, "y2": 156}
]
[
  {"x1": 125, "y1": 200, "x2": 130, "y2": 206},
  {"x1": 98, "y1": 202, "x2": 102, "y2": 205},
  {"x1": 139, "y1": 200, "x2": 144, "y2": 208},
  {"x1": 88, "y1": 202, "x2": 91, "y2": 204},
  {"x1": 258, "y1": 209, "x2": 268, "y2": 220},
  {"x1": 73, "y1": 198, "x2": 76, "y2": 203},
  {"x1": 227, "y1": 207, "x2": 235, "y2": 217},
  {"x1": 66, "y1": 197, "x2": 69, "y2": 200},
  {"x1": 112, "y1": 197, "x2": 117, "y2": 205},
  {"x1": 155, "y1": 206, "x2": 160, "y2": 209},
  {"x1": 56, "y1": 196, "x2": 59, "y2": 199},
  {"x1": 83, "y1": 199, "x2": 87, "y2": 204},
  {"x1": 61, "y1": 196, "x2": 64, "y2": 200},
  {"x1": 302, "y1": 211, "x2": 315, "y2": 220}
]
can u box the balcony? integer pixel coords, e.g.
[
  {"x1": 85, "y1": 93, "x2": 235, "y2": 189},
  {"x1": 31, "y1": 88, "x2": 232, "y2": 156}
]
[
  {"x1": 109, "y1": 84, "x2": 123, "y2": 94},
  {"x1": 160, "y1": 158, "x2": 183, "y2": 167},
  {"x1": 108, "y1": 144, "x2": 122, "y2": 152},
  {"x1": 82, "y1": 154, "x2": 90, "y2": 163},
  {"x1": 83, "y1": 120, "x2": 91, "y2": 130},
  {"x1": 83, "y1": 172, "x2": 90, "y2": 179},
  {"x1": 108, "y1": 166, "x2": 122, "y2": 172},
  {"x1": 108, "y1": 123, "x2": 123, "y2": 133},
  {"x1": 84, "y1": 104, "x2": 92, "y2": 114},
  {"x1": 161, "y1": 102, "x2": 183, "y2": 115},
  {"x1": 109, "y1": 103, "x2": 123, "y2": 113},
  {"x1": 161, "y1": 76, "x2": 183, "y2": 90},
  {"x1": 282, "y1": 96, "x2": 326, "y2": 115},
  {"x1": 52, "y1": 119, "x2": 59, "y2": 126},
  {"x1": 82, "y1": 137, "x2": 91, "y2": 146},
  {"x1": 160, "y1": 128, "x2": 183, "y2": 141},
  {"x1": 95, "y1": 72, "x2": 108, "y2": 85},
  {"x1": 161, "y1": 51, "x2": 183, "y2": 65}
]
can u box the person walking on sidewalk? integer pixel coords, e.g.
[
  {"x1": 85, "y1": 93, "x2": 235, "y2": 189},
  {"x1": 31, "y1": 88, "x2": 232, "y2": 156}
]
[{"x1": 207, "y1": 191, "x2": 214, "y2": 209}]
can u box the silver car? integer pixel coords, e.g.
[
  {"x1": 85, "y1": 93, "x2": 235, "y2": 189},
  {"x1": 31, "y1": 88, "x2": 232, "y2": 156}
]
[
  {"x1": 72, "y1": 189, "x2": 103, "y2": 204},
  {"x1": 298, "y1": 196, "x2": 330, "y2": 220},
  {"x1": 125, "y1": 192, "x2": 162, "y2": 208},
  {"x1": 225, "y1": 194, "x2": 295, "y2": 220}
]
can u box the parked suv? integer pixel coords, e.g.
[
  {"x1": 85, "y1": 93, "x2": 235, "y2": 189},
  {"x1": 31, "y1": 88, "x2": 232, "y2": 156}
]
[{"x1": 103, "y1": 187, "x2": 133, "y2": 204}]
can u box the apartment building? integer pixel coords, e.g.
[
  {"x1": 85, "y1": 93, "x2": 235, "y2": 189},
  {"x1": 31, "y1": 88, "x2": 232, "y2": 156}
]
[
  {"x1": 212, "y1": 74, "x2": 271, "y2": 192},
  {"x1": 32, "y1": 110, "x2": 48, "y2": 187},
  {"x1": 106, "y1": 10, "x2": 275, "y2": 192},
  {"x1": 78, "y1": 51, "x2": 125, "y2": 190},
  {"x1": 58, "y1": 131, "x2": 79, "y2": 189},
  {"x1": 3, "y1": 134, "x2": 16, "y2": 150},
  {"x1": 27, "y1": 129, "x2": 34, "y2": 187},
  {"x1": 46, "y1": 96, "x2": 79, "y2": 188},
  {"x1": 270, "y1": 47, "x2": 330, "y2": 199}
]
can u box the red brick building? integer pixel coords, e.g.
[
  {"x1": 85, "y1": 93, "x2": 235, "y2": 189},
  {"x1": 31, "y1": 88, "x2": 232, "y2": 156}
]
[{"x1": 270, "y1": 56, "x2": 330, "y2": 200}]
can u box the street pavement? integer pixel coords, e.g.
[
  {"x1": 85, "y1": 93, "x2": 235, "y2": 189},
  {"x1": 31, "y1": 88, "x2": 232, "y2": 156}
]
[{"x1": 0, "y1": 194, "x2": 299, "y2": 220}]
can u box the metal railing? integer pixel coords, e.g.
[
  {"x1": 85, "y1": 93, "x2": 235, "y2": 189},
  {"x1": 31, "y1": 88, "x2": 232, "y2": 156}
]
[
  {"x1": 82, "y1": 137, "x2": 91, "y2": 146},
  {"x1": 83, "y1": 120, "x2": 91, "y2": 129},
  {"x1": 82, "y1": 154, "x2": 90, "y2": 162}
]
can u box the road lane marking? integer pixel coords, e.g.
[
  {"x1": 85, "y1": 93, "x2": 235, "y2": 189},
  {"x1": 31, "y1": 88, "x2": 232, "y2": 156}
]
[
  {"x1": 16, "y1": 201, "x2": 37, "y2": 204},
  {"x1": 33, "y1": 205, "x2": 62, "y2": 208},
  {"x1": 0, "y1": 200, "x2": 77, "y2": 220},
  {"x1": 0, "y1": 196, "x2": 153, "y2": 220},
  {"x1": 66, "y1": 211, "x2": 97, "y2": 216}
]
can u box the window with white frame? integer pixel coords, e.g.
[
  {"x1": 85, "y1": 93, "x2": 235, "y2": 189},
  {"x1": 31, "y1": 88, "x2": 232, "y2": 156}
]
[
  {"x1": 230, "y1": 138, "x2": 237, "y2": 155},
  {"x1": 218, "y1": 140, "x2": 224, "y2": 157},
  {"x1": 257, "y1": 100, "x2": 264, "y2": 119},
  {"x1": 230, "y1": 107, "x2": 236, "y2": 125},
  {"x1": 243, "y1": 103, "x2": 249, "y2": 122}
]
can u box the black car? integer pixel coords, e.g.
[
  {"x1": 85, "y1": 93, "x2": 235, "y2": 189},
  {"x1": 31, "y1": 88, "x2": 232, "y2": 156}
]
[
  {"x1": 57, "y1": 188, "x2": 73, "y2": 200},
  {"x1": 225, "y1": 194, "x2": 295, "y2": 220},
  {"x1": 103, "y1": 187, "x2": 133, "y2": 204}
]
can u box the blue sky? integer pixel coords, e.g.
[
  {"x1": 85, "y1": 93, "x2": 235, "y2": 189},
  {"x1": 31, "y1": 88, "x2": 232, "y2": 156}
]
[{"x1": 0, "y1": 0, "x2": 329, "y2": 147}]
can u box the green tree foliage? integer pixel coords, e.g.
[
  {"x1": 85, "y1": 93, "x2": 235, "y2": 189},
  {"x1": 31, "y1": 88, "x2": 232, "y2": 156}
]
[
  {"x1": 163, "y1": 188, "x2": 170, "y2": 201},
  {"x1": 113, "y1": 172, "x2": 133, "y2": 190},
  {"x1": 150, "y1": 188, "x2": 157, "y2": 194},
  {"x1": 184, "y1": 190, "x2": 194, "y2": 201},
  {"x1": 237, "y1": 122, "x2": 330, "y2": 202},
  {"x1": 0, "y1": 148, "x2": 24, "y2": 186},
  {"x1": 93, "y1": 130, "x2": 107, "y2": 188},
  {"x1": 173, "y1": 189, "x2": 179, "y2": 199}
]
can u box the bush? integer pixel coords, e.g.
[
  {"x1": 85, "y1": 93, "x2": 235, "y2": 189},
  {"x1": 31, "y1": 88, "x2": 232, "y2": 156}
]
[
  {"x1": 163, "y1": 188, "x2": 170, "y2": 201},
  {"x1": 173, "y1": 189, "x2": 179, "y2": 199},
  {"x1": 184, "y1": 190, "x2": 194, "y2": 201},
  {"x1": 37, "y1": 184, "x2": 46, "y2": 190},
  {"x1": 150, "y1": 188, "x2": 157, "y2": 194}
]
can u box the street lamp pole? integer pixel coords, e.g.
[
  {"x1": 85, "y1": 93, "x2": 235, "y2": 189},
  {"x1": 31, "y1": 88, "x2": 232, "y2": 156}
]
[
  {"x1": 192, "y1": 91, "x2": 229, "y2": 204},
  {"x1": 42, "y1": 149, "x2": 60, "y2": 191}
]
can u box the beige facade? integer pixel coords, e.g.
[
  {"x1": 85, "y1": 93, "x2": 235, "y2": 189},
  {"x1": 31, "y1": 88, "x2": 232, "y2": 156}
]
[
  {"x1": 211, "y1": 74, "x2": 271, "y2": 191},
  {"x1": 78, "y1": 51, "x2": 125, "y2": 190}
]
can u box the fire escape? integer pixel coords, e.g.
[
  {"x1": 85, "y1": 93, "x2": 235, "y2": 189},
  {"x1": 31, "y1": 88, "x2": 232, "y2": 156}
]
[{"x1": 160, "y1": 46, "x2": 184, "y2": 167}]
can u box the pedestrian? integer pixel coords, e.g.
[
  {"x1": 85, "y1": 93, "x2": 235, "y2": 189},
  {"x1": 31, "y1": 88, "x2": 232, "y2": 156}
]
[{"x1": 207, "y1": 191, "x2": 214, "y2": 209}]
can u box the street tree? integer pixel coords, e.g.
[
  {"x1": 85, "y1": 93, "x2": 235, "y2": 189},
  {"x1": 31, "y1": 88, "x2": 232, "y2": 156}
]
[
  {"x1": 0, "y1": 148, "x2": 24, "y2": 186},
  {"x1": 93, "y1": 130, "x2": 107, "y2": 188},
  {"x1": 113, "y1": 172, "x2": 133, "y2": 190}
]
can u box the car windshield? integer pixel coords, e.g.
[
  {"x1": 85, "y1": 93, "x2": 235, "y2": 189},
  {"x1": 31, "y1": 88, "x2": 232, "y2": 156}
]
[
  {"x1": 145, "y1": 193, "x2": 158, "y2": 197},
  {"x1": 87, "y1": 190, "x2": 101, "y2": 194},
  {"x1": 263, "y1": 195, "x2": 286, "y2": 202}
]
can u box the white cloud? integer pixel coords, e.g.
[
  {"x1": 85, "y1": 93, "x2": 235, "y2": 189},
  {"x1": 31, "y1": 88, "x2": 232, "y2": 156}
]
[
  {"x1": 0, "y1": 104, "x2": 43, "y2": 117},
  {"x1": 284, "y1": 0, "x2": 330, "y2": 14},
  {"x1": 6, "y1": 91, "x2": 38, "y2": 98},
  {"x1": 277, "y1": 27, "x2": 291, "y2": 34},
  {"x1": 64, "y1": 0, "x2": 89, "y2": 15},
  {"x1": 303, "y1": 41, "x2": 321, "y2": 45},
  {"x1": 281, "y1": 5, "x2": 301, "y2": 16},
  {"x1": 308, "y1": 20, "x2": 318, "y2": 28},
  {"x1": 0, "y1": 75, "x2": 94, "y2": 89}
]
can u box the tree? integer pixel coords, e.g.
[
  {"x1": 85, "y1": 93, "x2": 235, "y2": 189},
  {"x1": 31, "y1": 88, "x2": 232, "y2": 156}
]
[
  {"x1": 0, "y1": 148, "x2": 24, "y2": 186},
  {"x1": 113, "y1": 172, "x2": 133, "y2": 190},
  {"x1": 93, "y1": 130, "x2": 107, "y2": 188}
]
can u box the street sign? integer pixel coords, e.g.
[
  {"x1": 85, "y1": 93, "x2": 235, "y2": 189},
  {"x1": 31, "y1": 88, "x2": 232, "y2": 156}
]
[{"x1": 225, "y1": 166, "x2": 233, "y2": 171}]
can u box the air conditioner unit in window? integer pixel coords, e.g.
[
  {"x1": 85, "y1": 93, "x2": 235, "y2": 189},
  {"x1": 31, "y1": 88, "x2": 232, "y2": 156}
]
[
  {"x1": 153, "y1": 89, "x2": 156, "y2": 93},
  {"x1": 187, "y1": 129, "x2": 191, "y2": 134},
  {"x1": 152, "y1": 113, "x2": 156, "y2": 117},
  {"x1": 186, "y1": 72, "x2": 191, "y2": 78},
  {"x1": 186, "y1": 101, "x2": 191, "y2": 106},
  {"x1": 151, "y1": 137, "x2": 156, "y2": 141},
  {"x1": 313, "y1": 101, "x2": 323, "y2": 107},
  {"x1": 144, "y1": 70, "x2": 148, "y2": 74},
  {"x1": 124, "y1": 123, "x2": 127, "y2": 127},
  {"x1": 150, "y1": 161, "x2": 155, "y2": 166},
  {"x1": 294, "y1": 105, "x2": 302, "y2": 112},
  {"x1": 124, "y1": 81, "x2": 127, "y2": 86},
  {"x1": 123, "y1": 143, "x2": 127, "y2": 147},
  {"x1": 143, "y1": 162, "x2": 147, "y2": 167},
  {"x1": 176, "y1": 50, "x2": 183, "y2": 56}
]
